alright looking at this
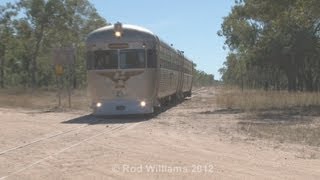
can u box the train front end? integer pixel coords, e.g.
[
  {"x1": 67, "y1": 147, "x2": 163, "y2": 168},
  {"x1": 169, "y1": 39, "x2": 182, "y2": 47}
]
[{"x1": 86, "y1": 23, "x2": 158, "y2": 115}]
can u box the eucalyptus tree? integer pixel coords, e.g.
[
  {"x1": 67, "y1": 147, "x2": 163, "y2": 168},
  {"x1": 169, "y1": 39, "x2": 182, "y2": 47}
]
[
  {"x1": 16, "y1": 0, "x2": 56, "y2": 87},
  {"x1": 219, "y1": 0, "x2": 320, "y2": 91},
  {"x1": 8, "y1": 0, "x2": 107, "y2": 88},
  {"x1": 0, "y1": 3, "x2": 17, "y2": 88}
]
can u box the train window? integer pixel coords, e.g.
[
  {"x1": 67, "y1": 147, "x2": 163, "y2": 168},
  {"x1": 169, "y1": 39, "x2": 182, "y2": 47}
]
[
  {"x1": 147, "y1": 49, "x2": 157, "y2": 68},
  {"x1": 120, "y1": 49, "x2": 145, "y2": 69},
  {"x1": 93, "y1": 50, "x2": 118, "y2": 69}
]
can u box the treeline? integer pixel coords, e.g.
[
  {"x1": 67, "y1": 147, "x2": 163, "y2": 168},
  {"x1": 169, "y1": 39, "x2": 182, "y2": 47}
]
[
  {"x1": 219, "y1": 0, "x2": 320, "y2": 91},
  {"x1": 0, "y1": 0, "x2": 107, "y2": 89},
  {"x1": 193, "y1": 64, "x2": 215, "y2": 86}
]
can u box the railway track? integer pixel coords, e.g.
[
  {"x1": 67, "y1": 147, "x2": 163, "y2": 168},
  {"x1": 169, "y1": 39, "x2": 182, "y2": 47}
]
[
  {"x1": 0, "y1": 116, "x2": 141, "y2": 180},
  {"x1": 191, "y1": 87, "x2": 207, "y2": 97},
  {"x1": 0, "y1": 117, "x2": 96, "y2": 156}
]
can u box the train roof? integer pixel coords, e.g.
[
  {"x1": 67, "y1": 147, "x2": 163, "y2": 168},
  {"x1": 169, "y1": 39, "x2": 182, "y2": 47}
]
[{"x1": 89, "y1": 24, "x2": 155, "y2": 37}]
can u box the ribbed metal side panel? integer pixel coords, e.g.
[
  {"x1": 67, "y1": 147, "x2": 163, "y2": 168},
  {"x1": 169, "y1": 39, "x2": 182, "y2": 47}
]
[
  {"x1": 158, "y1": 69, "x2": 179, "y2": 98},
  {"x1": 182, "y1": 74, "x2": 192, "y2": 92}
]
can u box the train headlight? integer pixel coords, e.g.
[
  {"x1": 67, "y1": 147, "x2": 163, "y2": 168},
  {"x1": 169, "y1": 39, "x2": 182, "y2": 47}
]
[
  {"x1": 115, "y1": 31, "x2": 121, "y2": 38},
  {"x1": 114, "y1": 22, "x2": 123, "y2": 38},
  {"x1": 140, "y1": 101, "x2": 146, "y2": 107},
  {"x1": 96, "y1": 102, "x2": 102, "y2": 108}
]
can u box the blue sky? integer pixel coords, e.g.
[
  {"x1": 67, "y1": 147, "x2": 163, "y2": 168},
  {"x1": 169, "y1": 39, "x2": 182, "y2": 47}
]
[{"x1": 1, "y1": 0, "x2": 234, "y2": 79}]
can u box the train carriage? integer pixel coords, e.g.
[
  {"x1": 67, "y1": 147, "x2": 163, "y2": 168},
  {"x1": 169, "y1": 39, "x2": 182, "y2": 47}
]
[{"x1": 86, "y1": 23, "x2": 193, "y2": 115}]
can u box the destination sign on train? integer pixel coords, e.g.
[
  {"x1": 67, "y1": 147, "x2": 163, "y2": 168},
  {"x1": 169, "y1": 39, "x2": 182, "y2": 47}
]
[{"x1": 108, "y1": 43, "x2": 129, "y2": 49}]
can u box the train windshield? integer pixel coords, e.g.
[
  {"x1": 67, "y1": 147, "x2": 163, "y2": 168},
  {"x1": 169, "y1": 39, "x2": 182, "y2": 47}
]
[
  {"x1": 87, "y1": 49, "x2": 147, "y2": 70},
  {"x1": 119, "y1": 50, "x2": 145, "y2": 69},
  {"x1": 92, "y1": 50, "x2": 118, "y2": 69}
]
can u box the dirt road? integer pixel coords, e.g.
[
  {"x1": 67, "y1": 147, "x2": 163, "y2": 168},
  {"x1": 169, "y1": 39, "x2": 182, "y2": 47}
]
[{"x1": 0, "y1": 87, "x2": 319, "y2": 180}]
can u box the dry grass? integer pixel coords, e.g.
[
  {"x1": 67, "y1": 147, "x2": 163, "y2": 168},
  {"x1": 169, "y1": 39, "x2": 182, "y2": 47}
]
[
  {"x1": 215, "y1": 86, "x2": 320, "y2": 111},
  {"x1": 0, "y1": 88, "x2": 91, "y2": 111},
  {"x1": 238, "y1": 120, "x2": 320, "y2": 147},
  {"x1": 215, "y1": 86, "x2": 320, "y2": 148}
]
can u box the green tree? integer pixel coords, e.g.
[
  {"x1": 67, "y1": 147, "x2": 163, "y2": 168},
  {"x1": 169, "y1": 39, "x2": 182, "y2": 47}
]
[
  {"x1": 0, "y1": 0, "x2": 107, "y2": 88},
  {"x1": 219, "y1": 0, "x2": 320, "y2": 91},
  {"x1": 0, "y1": 3, "x2": 17, "y2": 88},
  {"x1": 193, "y1": 64, "x2": 215, "y2": 86}
]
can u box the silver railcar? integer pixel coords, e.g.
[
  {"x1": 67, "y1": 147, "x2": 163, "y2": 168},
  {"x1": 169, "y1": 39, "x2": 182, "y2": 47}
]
[{"x1": 86, "y1": 23, "x2": 193, "y2": 115}]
